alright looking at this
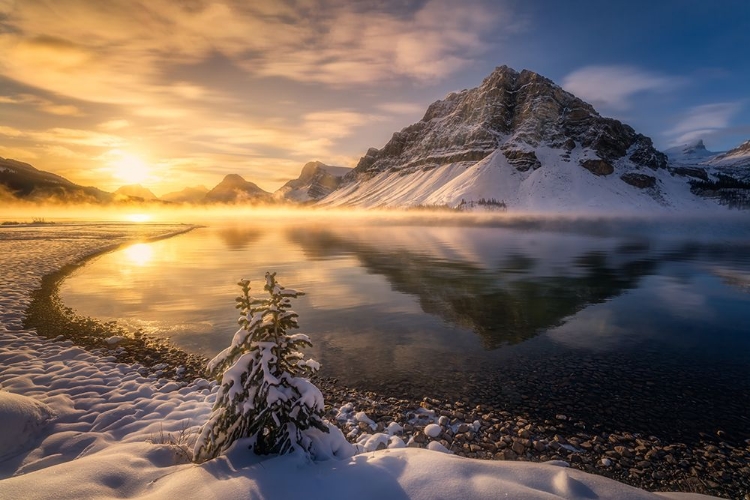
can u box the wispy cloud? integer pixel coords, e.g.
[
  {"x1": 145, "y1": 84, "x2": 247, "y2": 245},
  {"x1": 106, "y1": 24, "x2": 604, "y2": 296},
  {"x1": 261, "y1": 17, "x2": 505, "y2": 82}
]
[
  {"x1": 562, "y1": 65, "x2": 682, "y2": 111},
  {"x1": 250, "y1": 0, "x2": 507, "y2": 85},
  {"x1": 665, "y1": 102, "x2": 743, "y2": 146},
  {"x1": 0, "y1": 93, "x2": 83, "y2": 116},
  {"x1": 377, "y1": 102, "x2": 426, "y2": 115},
  {"x1": 0, "y1": 0, "x2": 511, "y2": 105},
  {"x1": 0, "y1": 125, "x2": 124, "y2": 148},
  {"x1": 0, "y1": 0, "x2": 521, "y2": 192},
  {"x1": 97, "y1": 119, "x2": 130, "y2": 131}
]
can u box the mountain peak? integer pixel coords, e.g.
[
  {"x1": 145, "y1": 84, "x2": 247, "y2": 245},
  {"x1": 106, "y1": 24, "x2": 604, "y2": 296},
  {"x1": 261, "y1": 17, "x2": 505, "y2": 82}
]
[
  {"x1": 707, "y1": 138, "x2": 750, "y2": 168},
  {"x1": 275, "y1": 161, "x2": 352, "y2": 203},
  {"x1": 114, "y1": 184, "x2": 158, "y2": 200},
  {"x1": 220, "y1": 173, "x2": 246, "y2": 184},
  {"x1": 352, "y1": 64, "x2": 663, "y2": 177},
  {"x1": 205, "y1": 173, "x2": 270, "y2": 203}
]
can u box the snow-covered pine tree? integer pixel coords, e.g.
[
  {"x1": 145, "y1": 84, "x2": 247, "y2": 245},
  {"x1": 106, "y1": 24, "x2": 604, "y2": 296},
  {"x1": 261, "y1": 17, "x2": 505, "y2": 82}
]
[{"x1": 193, "y1": 272, "x2": 328, "y2": 462}]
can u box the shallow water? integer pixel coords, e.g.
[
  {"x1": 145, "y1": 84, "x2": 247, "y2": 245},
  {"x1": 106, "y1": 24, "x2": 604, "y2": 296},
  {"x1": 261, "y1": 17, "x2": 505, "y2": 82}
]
[{"x1": 60, "y1": 216, "x2": 750, "y2": 442}]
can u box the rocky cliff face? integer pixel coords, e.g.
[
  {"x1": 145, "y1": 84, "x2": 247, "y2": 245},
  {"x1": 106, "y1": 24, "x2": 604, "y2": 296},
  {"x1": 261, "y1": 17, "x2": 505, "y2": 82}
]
[
  {"x1": 275, "y1": 161, "x2": 351, "y2": 202},
  {"x1": 204, "y1": 174, "x2": 271, "y2": 204},
  {"x1": 349, "y1": 66, "x2": 666, "y2": 179}
]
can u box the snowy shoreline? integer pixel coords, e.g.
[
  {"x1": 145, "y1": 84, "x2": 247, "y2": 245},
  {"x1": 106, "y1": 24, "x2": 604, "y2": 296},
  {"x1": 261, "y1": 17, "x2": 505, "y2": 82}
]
[{"x1": 0, "y1": 223, "x2": 744, "y2": 498}]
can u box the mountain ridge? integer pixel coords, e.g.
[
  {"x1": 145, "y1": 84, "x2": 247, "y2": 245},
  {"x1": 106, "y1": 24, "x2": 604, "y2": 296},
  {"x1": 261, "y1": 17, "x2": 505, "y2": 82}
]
[
  {"x1": 274, "y1": 161, "x2": 352, "y2": 203},
  {"x1": 113, "y1": 184, "x2": 159, "y2": 201},
  {"x1": 204, "y1": 174, "x2": 271, "y2": 204},
  {"x1": 0, "y1": 156, "x2": 112, "y2": 203}
]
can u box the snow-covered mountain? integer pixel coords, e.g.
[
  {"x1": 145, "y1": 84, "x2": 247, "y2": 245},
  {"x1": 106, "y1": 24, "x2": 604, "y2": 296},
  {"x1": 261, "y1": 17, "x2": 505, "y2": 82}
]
[
  {"x1": 113, "y1": 184, "x2": 159, "y2": 201},
  {"x1": 274, "y1": 161, "x2": 352, "y2": 203},
  {"x1": 664, "y1": 138, "x2": 750, "y2": 208},
  {"x1": 318, "y1": 66, "x2": 723, "y2": 212},
  {"x1": 709, "y1": 139, "x2": 750, "y2": 165},
  {"x1": 204, "y1": 174, "x2": 271, "y2": 204},
  {"x1": 663, "y1": 139, "x2": 717, "y2": 165}
]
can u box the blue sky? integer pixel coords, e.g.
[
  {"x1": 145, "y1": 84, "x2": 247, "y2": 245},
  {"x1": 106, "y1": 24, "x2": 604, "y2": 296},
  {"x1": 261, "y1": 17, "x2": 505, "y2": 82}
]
[{"x1": 0, "y1": 0, "x2": 748, "y2": 194}]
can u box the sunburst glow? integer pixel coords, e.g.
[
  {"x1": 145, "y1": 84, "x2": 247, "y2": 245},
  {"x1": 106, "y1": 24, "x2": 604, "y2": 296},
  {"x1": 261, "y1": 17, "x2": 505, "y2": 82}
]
[
  {"x1": 111, "y1": 151, "x2": 150, "y2": 185},
  {"x1": 125, "y1": 213, "x2": 152, "y2": 223},
  {"x1": 123, "y1": 243, "x2": 154, "y2": 266}
]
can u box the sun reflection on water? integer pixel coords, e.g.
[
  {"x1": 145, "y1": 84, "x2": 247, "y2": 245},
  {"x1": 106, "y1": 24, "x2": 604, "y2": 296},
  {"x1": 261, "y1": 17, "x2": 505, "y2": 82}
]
[
  {"x1": 125, "y1": 213, "x2": 152, "y2": 223},
  {"x1": 123, "y1": 243, "x2": 154, "y2": 266}
]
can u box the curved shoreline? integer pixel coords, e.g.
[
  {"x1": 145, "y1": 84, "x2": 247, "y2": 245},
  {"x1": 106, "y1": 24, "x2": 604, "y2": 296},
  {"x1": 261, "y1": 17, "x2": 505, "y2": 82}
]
[
  {"x1": 20, "y1": 225, "x2": 750, "y2": 498},
  {"x1": 23, "y1": 224, "x2": 209, "y2": 381}
]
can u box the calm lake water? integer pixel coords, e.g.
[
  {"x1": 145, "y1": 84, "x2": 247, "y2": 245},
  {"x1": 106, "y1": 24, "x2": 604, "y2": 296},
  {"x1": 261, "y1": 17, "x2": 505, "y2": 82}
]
[{"x1": 60, "y1": 215, "x2": 750, "y2": 443}]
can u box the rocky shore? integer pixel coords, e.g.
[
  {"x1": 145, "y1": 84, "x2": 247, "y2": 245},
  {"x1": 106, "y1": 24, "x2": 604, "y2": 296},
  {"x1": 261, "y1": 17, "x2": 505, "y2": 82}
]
[
  {"x1": 20, "y1": 231, "x2": 750, "y2": 499},
  {"x1": 317, "y1": 379, "x2": 750, "y2": 499}
]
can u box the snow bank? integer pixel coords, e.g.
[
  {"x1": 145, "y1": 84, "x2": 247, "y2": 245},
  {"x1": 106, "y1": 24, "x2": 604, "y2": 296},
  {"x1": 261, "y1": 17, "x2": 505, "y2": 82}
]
[
  {"x1": 0, "y1": 445, "x2": 717, "y2": 500},
  {"x1": 320, "y1": 148, "x2": 725, "y2": 213},
  {"x1": 0, "y1": 391, "x2": 54, "y2": 460}
]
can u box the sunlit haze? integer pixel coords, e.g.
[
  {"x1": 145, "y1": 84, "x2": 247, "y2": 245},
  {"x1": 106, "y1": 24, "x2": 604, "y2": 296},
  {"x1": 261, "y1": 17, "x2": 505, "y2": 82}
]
[{"x1": 1, "y1": 1, "x2": 749, "y2": 197}]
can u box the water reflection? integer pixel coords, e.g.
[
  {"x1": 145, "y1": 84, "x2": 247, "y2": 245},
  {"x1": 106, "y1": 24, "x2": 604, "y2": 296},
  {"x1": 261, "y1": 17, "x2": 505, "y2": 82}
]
[
  {"x1": 62, "y1": 220, "x2": 750, "y2": 358},
  {"x1": 216, "y1": 227, "x2": 262, "y2": 251},
  {"x1": 123, "y1": 242, "x2": 154, "y2": 266},
  {"x1": 286, "y1": 227, "x2": 659, "y2": 348}
]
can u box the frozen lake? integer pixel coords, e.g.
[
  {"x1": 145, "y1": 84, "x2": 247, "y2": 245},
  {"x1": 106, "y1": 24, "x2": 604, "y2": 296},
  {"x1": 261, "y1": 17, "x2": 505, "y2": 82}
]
[{"x1": 60, "y1": 215, "x2": 750, "y2": 442}]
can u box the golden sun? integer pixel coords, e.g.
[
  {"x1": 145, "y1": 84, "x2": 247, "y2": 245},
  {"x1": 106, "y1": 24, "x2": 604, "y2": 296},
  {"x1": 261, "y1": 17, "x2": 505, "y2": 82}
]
[{"x1": 111, "y1": 152, "x2": 150, "y2": 185}]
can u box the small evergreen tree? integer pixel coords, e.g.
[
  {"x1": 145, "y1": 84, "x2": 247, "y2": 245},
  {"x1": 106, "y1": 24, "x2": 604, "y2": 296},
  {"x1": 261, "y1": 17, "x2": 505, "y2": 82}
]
[{"x1": 193, "y1": 272, "x2": 328, "y2": 462}]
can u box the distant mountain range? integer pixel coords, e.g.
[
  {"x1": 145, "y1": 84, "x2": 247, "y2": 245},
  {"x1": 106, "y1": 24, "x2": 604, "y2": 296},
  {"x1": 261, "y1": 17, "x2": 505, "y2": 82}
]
[
  {"x1": 0, "y1": 157, "x2": 351, "y2": 206},
  {"x1": 2, "y1": 65, "x2": 749, "y2": 210}
]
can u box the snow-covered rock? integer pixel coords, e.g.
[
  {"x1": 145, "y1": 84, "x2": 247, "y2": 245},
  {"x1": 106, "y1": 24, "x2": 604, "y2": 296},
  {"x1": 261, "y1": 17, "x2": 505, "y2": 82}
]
[
  {"x1": 0, "y1": 391, "x2": 55, "y2": 461},
  {"x1": 424, "y1": 423, "x2": 442, "y2": 438}
]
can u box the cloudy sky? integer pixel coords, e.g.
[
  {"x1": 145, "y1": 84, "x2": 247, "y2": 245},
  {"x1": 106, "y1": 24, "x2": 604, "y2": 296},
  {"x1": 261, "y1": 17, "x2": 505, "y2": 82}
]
[{"x1": 1, "y1": 0, "x2": 748, "y2": 195}]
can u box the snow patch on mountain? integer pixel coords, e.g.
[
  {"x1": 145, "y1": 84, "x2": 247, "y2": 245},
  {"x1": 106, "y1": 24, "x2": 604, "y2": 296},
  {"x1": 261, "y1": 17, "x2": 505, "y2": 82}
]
[
  {"x1": 323, "y1": 147, "x2": 720, "y2": 213},
  {"x1": 707, "y1": 140, "x2": 750, "y2": 167}
]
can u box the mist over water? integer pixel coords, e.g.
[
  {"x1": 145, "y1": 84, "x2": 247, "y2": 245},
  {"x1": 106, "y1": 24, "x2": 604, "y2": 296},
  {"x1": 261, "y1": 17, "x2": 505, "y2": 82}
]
[{"x1": 56, "y1": 212, "x2": 750, "y2": 442}]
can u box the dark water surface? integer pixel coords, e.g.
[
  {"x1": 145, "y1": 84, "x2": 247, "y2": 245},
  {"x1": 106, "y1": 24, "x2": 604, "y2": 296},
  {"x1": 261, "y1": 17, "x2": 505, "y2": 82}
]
[{"x1": 60, "y1": 216, "x2": 750, "y2": 443}]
